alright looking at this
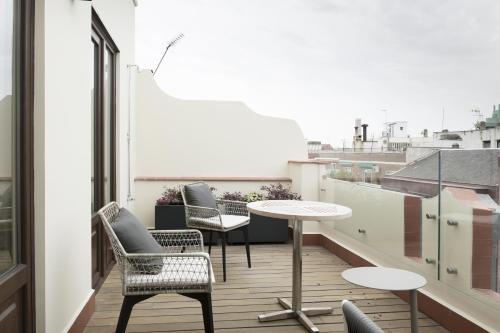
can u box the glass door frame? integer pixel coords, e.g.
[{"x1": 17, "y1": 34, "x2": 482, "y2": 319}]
[
  {"x1": 90, "y1": 9, "x2": 118, "y2": 291},
  {"x1": 0, "y1": 0, "x2": 36, "y2": 331}
]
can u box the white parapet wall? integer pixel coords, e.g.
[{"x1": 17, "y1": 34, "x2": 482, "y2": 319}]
[{"x1": 133, "y1": 70, "x2": 307, "y2": 227}]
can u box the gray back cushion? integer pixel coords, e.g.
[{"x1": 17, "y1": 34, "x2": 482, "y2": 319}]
[
  {"x1": 342, "y1": 300, "x2": 384, "y2": 333},
  {"x1": 112, "y1": 208, "x2": 164, "y2": 274},
  {"x1": 184, "y1": 183, "x2": 217, "y2": 208}
]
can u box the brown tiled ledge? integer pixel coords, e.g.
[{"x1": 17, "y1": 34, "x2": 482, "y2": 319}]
[
  {"x1": 68, "y1": 292, "x2": 95, "y2": 333},
  {"x1": 295, "y1": 230, "x2": 489, "y2": 333},
  {"x1": 135, "y1": 176, "x2": 292, "y2": 182}
]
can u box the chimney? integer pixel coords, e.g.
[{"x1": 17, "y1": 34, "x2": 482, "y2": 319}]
[{"x1": 362, "y1": 124, "x2": 368, "y2": 142}]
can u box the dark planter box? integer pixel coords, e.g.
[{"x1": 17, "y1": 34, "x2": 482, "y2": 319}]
[
  {"x1": 155, "y1": 206, "x2": 289, "y2": 244},
  {"x1": 155, "y1": 204, "x2": 186, "y2": 230},
  {"x1": 227, "y1": 213, "x2": 289, "y2": 244}
]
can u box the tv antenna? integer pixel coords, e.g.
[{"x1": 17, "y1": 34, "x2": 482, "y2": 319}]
[
  {"x1": 153, "y1": 33, "x2": 184, "y2": 76},
  {"x1": 471, "y1": 108, "x2": 483, "y2": 123}
]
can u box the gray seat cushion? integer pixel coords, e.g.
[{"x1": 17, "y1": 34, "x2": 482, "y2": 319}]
[
  {"x1": 184, "y1": 183, "x2": 217, "y2": 209},
  {"x1": 112, "y1": 208, "x2": 164, "y2": 274}
]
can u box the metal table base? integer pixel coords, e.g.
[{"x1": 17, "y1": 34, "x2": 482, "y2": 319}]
[{"x1": 258, "y1": 218, "x2": 333, "y2": 333}]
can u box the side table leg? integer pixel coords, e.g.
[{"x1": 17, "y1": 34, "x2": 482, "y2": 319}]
[
  {"x1": 257, "y1": 218, "x2": 331, "y2": 333},
  {"x1": 292, "y1": 218, "x2": 303, "y2": 311},
  {"x1": 410, "y1": 289, "x2": 418, "y2": 333}
]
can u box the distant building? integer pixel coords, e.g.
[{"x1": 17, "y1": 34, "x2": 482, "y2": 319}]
[
  {"x1": 352, "y1": 118, "x2": 414, "y2": 152},
  {"x1": 307, "y1": 141, "x2": 322, "y2": 158},
  {"x1": 381, "y1": 149, "x2": 500, "y2": 202},
  {"x1": 485, "y1": 104, "x2": 500, "y2": 128},
  {"x1": 410, "y1": 104, "x2": 500, "y2": 150}
]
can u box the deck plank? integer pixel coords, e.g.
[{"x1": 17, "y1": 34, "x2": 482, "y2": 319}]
[{"x1": 84, "y1": 244, "x2": 446, "y2": 333}]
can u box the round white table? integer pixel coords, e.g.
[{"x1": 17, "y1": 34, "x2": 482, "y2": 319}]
[
  {"x1": 247, "y1": 200, "x2": 352, "y2": 333},
  {"x1": 342, "y1": 267, "x2": 427, "y2": 333}
]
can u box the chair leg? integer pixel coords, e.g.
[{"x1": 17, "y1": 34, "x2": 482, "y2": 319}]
[
  {"x1": 220, "y1": 231, "x2": 227, "y2": 282},
  {"x1": 208, "y1": 230, "x2": 213, "y2": 255},
  {"x1": 243, "y1": 225, "x2": 251, "y2": 268},
  {"x1": 180, "y1": 293, "x2": 214, "y2": 333},
  {"x1": 116, "y1": 295, "x2": 154, "y2": 333}
]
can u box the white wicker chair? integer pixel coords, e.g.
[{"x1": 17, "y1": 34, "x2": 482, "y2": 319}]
[
  {"x1": 97, "y1": 202, "x2": 215, "y2": 333},
  {"x1": 181, "y1": 182, "x2": 251, "y2": 282}
]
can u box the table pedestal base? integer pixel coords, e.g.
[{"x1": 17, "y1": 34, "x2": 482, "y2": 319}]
[{"x1": 258, "y1": 298, "x2": 333, "y2": 333}]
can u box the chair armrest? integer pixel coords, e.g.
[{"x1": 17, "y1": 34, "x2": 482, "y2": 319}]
[
  {"x1": 216, "y1": 199, "x2": 248, "y2": 216},
  {"x1": 150, "y1": 229, "x2": 204, "y2": 253},
  {"x1": 123, "y1": 252, "x2": 214, "y2": 292},
  {"x1": 184, "y1": 205, "x2": 223, "y2": 230}
]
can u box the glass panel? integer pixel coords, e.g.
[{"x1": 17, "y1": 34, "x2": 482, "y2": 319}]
[
  {"x1": 323, "y1": 148, "x2": 440, "y2": 281},
  {"x1": 0, "y1": 0, "x2": 17, "y2": 275},
  {"x1": 439, "y1": 149, "x2": 500, "y2": 306},
  {"x1": 103, "y1": 47, "x2": 112, "y2": 204}
]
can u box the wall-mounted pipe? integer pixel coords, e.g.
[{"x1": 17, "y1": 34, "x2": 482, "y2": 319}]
[{"x1": 126, "y1": 64, "x2": 139, "y2": 203}]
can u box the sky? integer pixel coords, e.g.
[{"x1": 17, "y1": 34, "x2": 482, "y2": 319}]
[{"x1": 136, "y1": 0, "x2": 500, "y2": 146}]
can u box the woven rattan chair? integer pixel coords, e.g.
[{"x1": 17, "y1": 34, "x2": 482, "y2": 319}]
[
  {"x1": 97, "y1": 202, "x2": 215, "y2": 333},
  {"x1": 342, "y1": 300, "x2": 384, "y2": 333},
  {"x1": 181, "y1": 182, "x2": 251, "y2": 282}
]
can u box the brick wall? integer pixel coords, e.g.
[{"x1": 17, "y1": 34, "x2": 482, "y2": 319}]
[
  {"x1": 404, "y1": 195, "x2": 422, "y2": 257},
  {"x1": 472, "y1": 208, "x2": 493, "y2": 289}
]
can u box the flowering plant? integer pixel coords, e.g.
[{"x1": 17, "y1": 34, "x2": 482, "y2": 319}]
[
  {"x1": 244, "y1": 191, "x2": 264, "y2": 203},
  {"x1": 219, "y1": 191, "x2": 245, "y2": 201},
  {"x1": 156, "y1": 186, "x2": 183, "y2": 205},
  {"x1": 260, "y1": 183, "x2": 302, "y2": 200}
]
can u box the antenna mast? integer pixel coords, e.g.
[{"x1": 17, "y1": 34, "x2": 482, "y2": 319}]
[{"x1": 153, "y1": 33, "x2": 184, "y2": 76}]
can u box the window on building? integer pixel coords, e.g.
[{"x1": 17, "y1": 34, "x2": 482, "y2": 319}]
[
  {"x1": 362, "y1": 169, "x2": 373, "y2": 183},
  {"x1": 483, "y1": 140, "x2": 491, "y2": 148}
]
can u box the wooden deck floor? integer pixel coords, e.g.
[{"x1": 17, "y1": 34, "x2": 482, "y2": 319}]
[{"x1": 84, "y1": 244, "x2": 447, "y2": 333}]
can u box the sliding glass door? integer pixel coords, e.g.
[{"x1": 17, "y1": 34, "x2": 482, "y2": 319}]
[
  {"x1": 0, "y1": 0, "x2": 35, "y2": 331},
  {"x1": 91, "y1": 10, "x2": 118, "y2": 290}
]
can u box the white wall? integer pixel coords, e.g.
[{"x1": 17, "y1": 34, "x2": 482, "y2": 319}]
[
  {"x1": 92, "y1": 0, "x2": 136, "y2": 207},
  {"x1": 133, "y1": 70, "x2": 307, "y2": 225},
  {"x1": 34, "y1": 0, "x2": 135, "y2": 332}
]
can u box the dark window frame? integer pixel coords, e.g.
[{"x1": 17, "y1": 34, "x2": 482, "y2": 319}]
[
  {"x1": 91, "y1": 9, "x2": 118, "y2": 291},
  {"x1": 91, "y1": 9, "x2": 118, "y2": 210},
  {"x1": 0, "y1": 0, "x2": 36, "y2": 331}
]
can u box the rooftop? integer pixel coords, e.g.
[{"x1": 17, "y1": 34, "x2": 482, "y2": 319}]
[
  {"x1": 84, "y1": 244, "x2": 446, "y2": 333},
  {"x1": 385, "y1": 149, "x2": 499, "y2": 187}
]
